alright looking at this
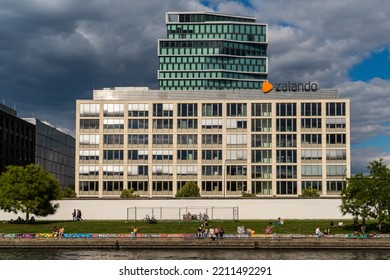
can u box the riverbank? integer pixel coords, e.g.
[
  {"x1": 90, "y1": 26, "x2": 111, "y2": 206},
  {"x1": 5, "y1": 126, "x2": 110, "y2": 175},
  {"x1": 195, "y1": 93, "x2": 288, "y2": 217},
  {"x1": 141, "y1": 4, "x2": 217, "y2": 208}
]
[{"x1": 1, "y1": 235, "x2": 390, "y2": 249}]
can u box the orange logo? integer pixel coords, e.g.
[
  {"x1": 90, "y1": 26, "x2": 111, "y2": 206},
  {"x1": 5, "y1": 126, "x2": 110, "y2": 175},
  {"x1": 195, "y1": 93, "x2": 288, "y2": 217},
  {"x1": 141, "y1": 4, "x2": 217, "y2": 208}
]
[{"x1": 262, "y1": 81, "x2": 273, "y2": 93}]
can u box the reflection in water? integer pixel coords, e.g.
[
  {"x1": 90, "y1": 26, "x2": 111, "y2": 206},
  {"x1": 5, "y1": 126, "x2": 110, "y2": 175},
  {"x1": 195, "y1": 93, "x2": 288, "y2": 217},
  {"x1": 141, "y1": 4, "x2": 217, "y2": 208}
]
[{"x1": 1, "y1": 249, "x2": 389, "y2": 260}]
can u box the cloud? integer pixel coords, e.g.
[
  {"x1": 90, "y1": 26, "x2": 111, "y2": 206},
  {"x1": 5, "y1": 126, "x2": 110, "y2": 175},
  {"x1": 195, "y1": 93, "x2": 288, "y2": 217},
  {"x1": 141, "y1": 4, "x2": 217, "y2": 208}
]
[
  {"x1": 351, "y1": 147, "x2": 390, "y2": 174},
  {"x1": 1, "y1": 0, "x2": 390, "y2": 174}
]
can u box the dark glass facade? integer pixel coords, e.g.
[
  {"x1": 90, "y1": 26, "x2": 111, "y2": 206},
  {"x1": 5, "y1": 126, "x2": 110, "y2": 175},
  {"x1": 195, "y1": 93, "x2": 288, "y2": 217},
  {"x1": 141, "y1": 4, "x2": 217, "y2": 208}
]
[
  {"x1": 158, "y1": 12, "x2": 268, "y2": 90},
  {"x1": 0, "y1": 104, "x2": 35, "y2": 173}
]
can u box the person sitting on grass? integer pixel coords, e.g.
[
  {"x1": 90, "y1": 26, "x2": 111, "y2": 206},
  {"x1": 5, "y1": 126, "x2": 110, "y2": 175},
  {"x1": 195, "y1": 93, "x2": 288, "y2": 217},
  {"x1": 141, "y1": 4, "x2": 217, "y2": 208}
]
[
  {"x1": 324, "y1": 228, "x2": 330, "y2": 235},
  {"x1": 265, "y1": 225, "x2": 273, "y2": 234},
  {"x1": 315, "y1": 226, "x2": 324, "y2": 238}
]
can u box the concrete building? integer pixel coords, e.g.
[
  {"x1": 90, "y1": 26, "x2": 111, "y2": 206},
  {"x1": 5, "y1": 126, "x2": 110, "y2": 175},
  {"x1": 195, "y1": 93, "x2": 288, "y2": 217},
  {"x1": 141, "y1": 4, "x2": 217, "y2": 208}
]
[
  {"x1": 24, "y1": 118, "x2": 75, "y2": 188},
  {"x1": 0, "y1": 104, "x2": 35, "y2": 172},
  {"x1": 75, "y1": 87, "x2": 350, "y2": 198},
  {"x1": 158, "y1": 12, "x2": 267, "y2": 90}
]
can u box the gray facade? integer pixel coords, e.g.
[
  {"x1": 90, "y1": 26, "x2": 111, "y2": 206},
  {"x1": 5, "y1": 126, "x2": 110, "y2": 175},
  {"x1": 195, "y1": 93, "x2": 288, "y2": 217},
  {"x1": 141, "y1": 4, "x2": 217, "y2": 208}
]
[{"x1": 24, "y1": 118, "x2": 75, "y2": 188}]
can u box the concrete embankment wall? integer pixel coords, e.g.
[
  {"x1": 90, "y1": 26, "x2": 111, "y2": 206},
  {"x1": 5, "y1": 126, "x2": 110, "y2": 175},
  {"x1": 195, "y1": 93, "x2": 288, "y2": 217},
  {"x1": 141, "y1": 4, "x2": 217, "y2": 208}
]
[
  {"x1": 0, "y1": 237, "x2": 389, "y2": 250},
  {"x1": 0, "y1": 198, "x2": 352, "y2": 221}
]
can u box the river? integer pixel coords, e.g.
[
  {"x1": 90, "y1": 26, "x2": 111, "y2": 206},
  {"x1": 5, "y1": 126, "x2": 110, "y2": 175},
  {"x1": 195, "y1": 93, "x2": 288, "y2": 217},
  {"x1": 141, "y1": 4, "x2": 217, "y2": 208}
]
[{"x1": 0, "y1": 248, "x2": 389, "y2": 260}]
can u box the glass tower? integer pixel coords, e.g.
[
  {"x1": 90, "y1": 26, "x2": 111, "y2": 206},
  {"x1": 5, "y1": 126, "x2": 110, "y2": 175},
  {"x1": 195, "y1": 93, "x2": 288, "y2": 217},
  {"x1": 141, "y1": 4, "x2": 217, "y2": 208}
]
[{"x1": 158, "y1": 12, "x2": 268, "y2": 90}]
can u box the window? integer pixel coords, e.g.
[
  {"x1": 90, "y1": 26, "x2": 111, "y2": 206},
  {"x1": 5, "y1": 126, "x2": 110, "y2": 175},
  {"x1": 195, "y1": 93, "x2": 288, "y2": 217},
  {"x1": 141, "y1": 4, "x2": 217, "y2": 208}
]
[
  {"x1": 277, "y1": 181, "x2": 297, "y2": 194},
  {"x1": 252, "y1": 165, "x2": 272, "y2": 179},
  {"x1": 326, "y1": 149, "x2": 346, "y2": 160},
  {"x1": 103, "y1": 134, "x2": 124, "y2": 145},
  {"x1": 327, "y1": 181, "x2": 344, "y2": 192},
  {"x1": 177, "y1": 119, "x2": 197, "y2": 129},
  {"x1": 152, "y1": 150, "x2": 173, "y2": 160},
  {"x1": 202, "y1": 181, "x2": 222, "y2": 192},
  {"x1": 227, "y1": 149, "x2": 247, "y2": 160},
  {"x1": 103, "y1": 150, "x2": 124, "y2": 160},
  {"x1": 301, "y1": 149, "x2": 322, "y2": 161},
  {"x1": 251, "y1": 150, "x2": 272, "y2": 163},
  {"x1": 252, "y1": 181, "x2": 272, "y2": 195},
  {"x1": 128, "y1": 119, "x2": 148, "y2": 129},
  {"x1": 152, "y1": 181, "x2": 173, "y2": 193},
  {"x1": 326, "y1": 165, "x2": 346, "y2": 176},
  {"x1": 276, "y1": 119, "x2": 296, "y2": 132},
  {"x1": 326, "y1": 134, "x2": 346, "y2": 145},
  {"x1": 202, "y1": 150, "x2": 222, "y2": 160},
  {"x1": 251, "y1": 103, "x2": 271, "y2": 116},
  {"x1": 128, "y1": 134, "x2": 148, "y2": 145},
  {"x1": 226, "y1": 119, "x2": 247, "y2": 129},
  {"x1": 103, "y1": 104, "x2": 124, "y2": 117},
  {"x1": 177, "y1": 150, "x2": 198, "y2": 160},
  {"x1": 226, "y1": 165, "x2": 247, "y2": 175},
  {"x1": 80, "y1": 119, "x2": 99, "y2": 130},
  {"x1": 178, "y1": 103, "x2": 198, "y2": 117},
  {"x1": 202, "y1": 165, "x2": 222, "y2": 175},
  {"x1": 128, "y1": 181, "x2": 148, "y2": 192},
  {"x1": 128, "y1": 150, "x2": 148, "y2": 160},
  {"x1": 79, "y1": 165, "x2": 99, "y2": 177},
  {"x1": 153, "y1": 119, "x2": 173, "y2": 129},
  {"x1": 152, "y1": 134, "x2": 173, "y2": 145},
  {"x1": 252, "y1": 134, "x2": 272, "y2": 148},
  {"x1": 326, "y1": 102, "x2": 346, "y2": 116},
  {"x1": 177, "y1": 165, "x2": 198, "y2": 175},
  {"x1": 103, "y1": 119, "x2": 124, "y2": 130},
  {"x1": 251, "y1": 119, "x2": 271, "y2": 132},
  {"x1": 153, "y1": 103, "x2": 173, "y2": 117},
  {"x1": 326, "y1": 118, "x2": 346, "y2": 129},
  {"x1": 227, "y1": 181, "x2": 247, "y2": 192},
  {"x1": 79, "y1": 181, "x2": 99, "y2": 192},
  {"x1": 227, "y1": 103, "x2": 247, "y2": 116},
  {"x1": 276, "y1": 134, "x2": 296, "y2": 147},
  {"x1": 301, "y1": 134, "x2": 322, "y2": 145},
  {"x1": 80, "y1": 134, "x2": 99, "y2": 145},
  {"x1": 202, "y1": 134, "x2": 222, "y2": 145},
  {"x1": 201, "y1": 118, "x2": 222, "y2": 129},
  {"x1": 128, "y1": 165, "x2": 148, "y2": 176},
  {"x1": 177, "y1": 134, "x2": 198, "y2": 145},
  {"x1": 276, "y1": 150, "x2": 297, "y2": 163},
  {"x1": 301, "y1": 165, "x2": 322, "y2": 176},
  {"x1": 301, "y1": 103, "x2": 322, "y2": 116},
  {"x1": 226, "y1": 134, "x2": 247, "y2": 145},
  {"x1": 102, "y1": 165, "x2": 124, "y2": 176},
  {"x1": 276, "y1": 103, "x2": 296, "y2": 116},
  {"x1": 276, "y1": 166, "x2": 297, "y2": 179},
  {"x1": 79, "y1": 150, "x2": 99, "y2": 161},
  {"x1": 103, "y1": 181, "x2": 123, "y2": 192},
  {"x1": 128, "y1": 104, "x2": 149, "y2": 117},
  {"x1": 202, "y1": 103, "x2": 222, "y2": 116},
  {"x1": 80, "y1": 104, "x2": 100, "y2": 117},
  {"x1": 302, "y1": 181, "x2": 322, "y2": 191},
  {"x1": 152, "y1": 165, "x2": 173, "y2": 175},
  {"x1": 301, "y1": 118, "x2": 322, "y2": 129}
]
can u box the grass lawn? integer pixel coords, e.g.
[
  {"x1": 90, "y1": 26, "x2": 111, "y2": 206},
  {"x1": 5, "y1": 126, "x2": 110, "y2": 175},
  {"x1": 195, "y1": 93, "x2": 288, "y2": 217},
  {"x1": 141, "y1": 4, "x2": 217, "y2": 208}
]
[{"x1": 0, "y1": 219, "x2": 388, "y2": 235}]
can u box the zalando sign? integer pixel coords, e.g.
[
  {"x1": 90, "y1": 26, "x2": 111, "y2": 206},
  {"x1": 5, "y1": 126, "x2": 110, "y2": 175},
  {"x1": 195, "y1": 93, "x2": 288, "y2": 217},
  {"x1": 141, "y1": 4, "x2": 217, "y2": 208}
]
[{"x1": 262, "y1": 81, "x2": 318, "y2": 94}]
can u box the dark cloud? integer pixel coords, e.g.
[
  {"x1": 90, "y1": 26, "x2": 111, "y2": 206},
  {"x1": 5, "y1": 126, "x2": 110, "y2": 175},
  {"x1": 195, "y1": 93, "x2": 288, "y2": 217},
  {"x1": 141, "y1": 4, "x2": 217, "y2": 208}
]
[{"x1": 1, "y1": 0, "x2": 390, "y2": 173}]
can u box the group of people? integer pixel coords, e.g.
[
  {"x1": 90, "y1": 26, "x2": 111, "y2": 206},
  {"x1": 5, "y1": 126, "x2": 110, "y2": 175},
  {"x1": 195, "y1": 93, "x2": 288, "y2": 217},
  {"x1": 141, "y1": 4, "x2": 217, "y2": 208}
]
[
  {"x1": 52, "y1": 226, "x2": 65, "y2": 238},
  {"x1": 196, "y1": 222, "x2": 224, "y2": 240},
  {"x1": 72, "y1": 209, "x2": 82, "y2": 221}
]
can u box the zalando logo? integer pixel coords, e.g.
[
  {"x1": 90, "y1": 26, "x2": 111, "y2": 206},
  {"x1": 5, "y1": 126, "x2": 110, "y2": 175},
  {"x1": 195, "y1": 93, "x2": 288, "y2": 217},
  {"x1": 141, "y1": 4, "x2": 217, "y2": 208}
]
[{"x1": 262, "y1": 81, "x2": 318, "y2": 94}]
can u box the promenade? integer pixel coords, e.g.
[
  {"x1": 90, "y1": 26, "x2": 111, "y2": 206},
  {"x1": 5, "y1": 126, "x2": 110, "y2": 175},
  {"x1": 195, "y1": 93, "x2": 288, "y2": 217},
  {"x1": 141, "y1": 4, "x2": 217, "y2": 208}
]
[{"x1": 1, "y1": 234, "x2": 390, "y2": 250}]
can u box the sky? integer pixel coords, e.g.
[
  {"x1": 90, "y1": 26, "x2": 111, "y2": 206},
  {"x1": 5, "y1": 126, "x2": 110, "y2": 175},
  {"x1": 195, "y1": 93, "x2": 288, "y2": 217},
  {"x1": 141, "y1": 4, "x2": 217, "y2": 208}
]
[{"x1": 0, "y1": 0, "x2": 389, "y2": 174}]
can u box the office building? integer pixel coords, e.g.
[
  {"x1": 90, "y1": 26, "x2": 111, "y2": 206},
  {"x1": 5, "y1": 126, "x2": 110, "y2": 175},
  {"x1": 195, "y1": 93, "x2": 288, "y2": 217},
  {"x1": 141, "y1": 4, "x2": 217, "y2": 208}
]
[
  {"x1": 0, "y1": 104, "x2": 35, "y2": 172},
  {"x1": 24, "y1": 118, "x2": 75, "y2": 188},
  {"x1": 76, "y1": 87, "x2": 350, "y2": 198},
  {"x1": 158, "y1": 12, "x2": 268, "y2": 90}
]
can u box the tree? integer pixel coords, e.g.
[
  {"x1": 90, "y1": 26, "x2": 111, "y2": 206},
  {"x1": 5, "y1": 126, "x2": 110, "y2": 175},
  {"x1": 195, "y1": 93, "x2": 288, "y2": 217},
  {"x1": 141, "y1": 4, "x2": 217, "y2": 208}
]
[
  {"x1": 341, "y1": 159, "x2": 390, "y2": 223},
  {"x1": 175, "y1": 181, "x2": 200, "y2": 197},
  {"x1": 0, "y1": 164, "x2": 61, "y2": 221},
  {"x1": 60, "y1": 184, "x2": 77, "y2": 198},
  {"x1": 300, "y1": 187, "x2": 320, "y2": 197}
]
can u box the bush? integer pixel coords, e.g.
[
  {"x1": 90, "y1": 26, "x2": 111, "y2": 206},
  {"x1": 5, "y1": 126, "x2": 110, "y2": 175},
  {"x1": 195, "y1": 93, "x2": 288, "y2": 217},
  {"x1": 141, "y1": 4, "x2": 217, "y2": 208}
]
[
  {"x1": 120, "y1": 187, "x2": 140, "y2": 198},
  {"x1": 60, "y1": 185, "x2": 77, "y2": 198},
  {"x1": 300, "y1": 187, "x2": 320, "y2": 197},
  {"x1": 175, "y1": 181, "x2": 200, "y2": 197},
  {"x1": 242, "y1": 192, "x2": 256, "y2": 197}
]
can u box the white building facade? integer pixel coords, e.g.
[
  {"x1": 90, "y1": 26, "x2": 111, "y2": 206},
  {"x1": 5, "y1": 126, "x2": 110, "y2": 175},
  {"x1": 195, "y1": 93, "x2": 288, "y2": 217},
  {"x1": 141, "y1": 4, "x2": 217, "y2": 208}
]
[{"x1": 76, "y1": 87, "x2": 350, "y2": 198}]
